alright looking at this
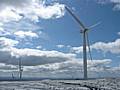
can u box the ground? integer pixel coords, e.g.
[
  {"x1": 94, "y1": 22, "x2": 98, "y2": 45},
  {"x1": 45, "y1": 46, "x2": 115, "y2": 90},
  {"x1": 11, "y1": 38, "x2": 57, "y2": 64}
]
[{"x1": 0, "y1": 78, "x2": 119, "y2": 90}]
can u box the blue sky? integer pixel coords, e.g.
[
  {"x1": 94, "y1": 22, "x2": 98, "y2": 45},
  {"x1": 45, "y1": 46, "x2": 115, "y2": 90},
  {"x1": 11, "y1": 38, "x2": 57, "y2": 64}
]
[
  {"x1": 0, "y1": 0, "x2": 120, "y2": 78},
  {"x1": 39, "y1": 0, "x2": 120, "y2": 65}
]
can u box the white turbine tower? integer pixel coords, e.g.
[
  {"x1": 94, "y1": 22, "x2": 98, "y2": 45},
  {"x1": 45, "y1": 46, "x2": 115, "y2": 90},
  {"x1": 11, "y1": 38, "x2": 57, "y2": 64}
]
[
  {"x1": 65, "y1": 6, "x2": 100, "y2": 79},
  {"x1": 19, "y1": 57, "x2": 23, "y2": 79}
]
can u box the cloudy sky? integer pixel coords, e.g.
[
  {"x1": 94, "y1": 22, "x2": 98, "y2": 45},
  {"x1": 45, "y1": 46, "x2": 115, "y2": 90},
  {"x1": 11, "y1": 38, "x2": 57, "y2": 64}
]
[{"x1": 0, "y1": 0, "x2": 120, "y2": 78}]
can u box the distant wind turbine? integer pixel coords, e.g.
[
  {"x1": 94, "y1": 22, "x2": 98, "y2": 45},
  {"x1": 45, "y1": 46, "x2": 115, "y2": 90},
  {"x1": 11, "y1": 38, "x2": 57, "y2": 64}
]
[
  {"x1": 65, "y1": 6, "x2": 100, "y2": 79},
  {"x1": 12, "y1": 73, "x2": 14, "y2": 79},
  {"x1": 18, "y1": 57, "x2": 23, "y2": 79}
]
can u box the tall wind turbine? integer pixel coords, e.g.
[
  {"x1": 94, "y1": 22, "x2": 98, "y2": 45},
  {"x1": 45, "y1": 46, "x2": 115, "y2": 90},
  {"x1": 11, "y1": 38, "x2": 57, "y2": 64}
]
[{"x1": 65, "y1": 6, "x2": 96, "y2": 79}]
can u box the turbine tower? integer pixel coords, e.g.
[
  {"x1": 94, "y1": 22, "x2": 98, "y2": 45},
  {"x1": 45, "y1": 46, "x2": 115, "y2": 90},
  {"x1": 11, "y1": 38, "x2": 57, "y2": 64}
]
[
  {"x1": 19, "y1": 57, "x2": 23, "y2": 79},
  {"x1": 65, "y1": 6, "x2": 94, "y2": 79}
]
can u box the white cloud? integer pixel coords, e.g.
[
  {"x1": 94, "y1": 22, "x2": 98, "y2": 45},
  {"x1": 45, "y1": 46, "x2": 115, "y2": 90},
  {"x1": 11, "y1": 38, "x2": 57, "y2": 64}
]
[
  {"x1": 0, "y1": 0, "x2": 65, "y2": 23},
  {"x1": 0, "y1": 0, "x2": 31, "y2": 9},
  {"x1": 11, "y1": 48, "x2": 76, "y2": 66},
  {"x1": 70, "y1": 46, "x2": 90, "y2": 54},
  {"x1": 0, "y1": 0, "x2": 64, "y2": 47},
  {"x1": 118, "y1": 32, "x2": 120, "y2": 35},
  {"x1": 70, "y1": 38, "x2": 120, "y2": 54},
  {"x1": 0, "y1": 7, "x2": 22, "y2": 22},
  {"x1": 0, "y1": 0, "x2": 65, "y2": 53},
  {"x1": 92, "y1": 39, "x2": 120, "y2": 54},
  {"x1": 0, "y1": 63, "x2": 17, "y2": 71},
  {"x1": 22, "y1": 59, "x2": 112, "y2": 78},
  {"x1": 0, "y1": 37, "x2": 118, "y2": 78},
  {"x1": 96, "y1": 0, "x2": 120, "y2": 10},
  {"x1": 71, "y1": 46, "x2": 83, "y2": 54},
  {"x1": 0, "y1": 19, "x2": 43, "y2": 43},
  {"x1": 36, "y1": 45, "x2": 42, "y2": 49},
  {"x1": 14, "y1": 31, "x2": 38, "y2": 38},
  {"x1": 32, "y1": 3, "x2": 65, "y2": 19},
  {"x1": 0, "y1": 48, "x2": 75, "y2": 66},
  {"x1": 0, "y1": 55, "x2": 117, "y2": 78},
  {"x1": 3, "y1": 20, "x2": 41, "y2": 31},
  {"x1": 0, "y1": 37, "x2": 76, "y2": 66},
  {"x1": 56, "y1": 44, "x2": 65, "y2": 48},
  {"x1": 0, "y1": 26, "x2": 11, "y2": 36},
  {"x1": 0, "y1": 37, "x2": 18, "y2": 48},
  {"x1": 110, "y1": 0, "x2": 120, "y2": 10},
  {"x1": 0, "y1": 0, "x2": 30, "y2": 22}
]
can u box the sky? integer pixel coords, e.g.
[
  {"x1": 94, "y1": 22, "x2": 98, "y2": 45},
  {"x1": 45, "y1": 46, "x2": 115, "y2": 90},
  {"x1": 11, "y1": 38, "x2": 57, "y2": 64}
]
[{"x1": 0, "y1": 0, "x2": 120, "y2": 79}]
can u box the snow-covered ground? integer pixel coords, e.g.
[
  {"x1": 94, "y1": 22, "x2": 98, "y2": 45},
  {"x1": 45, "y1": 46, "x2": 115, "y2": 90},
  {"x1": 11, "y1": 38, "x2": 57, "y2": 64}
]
[{"x1": 0, "y1": 78, "x2": 120, "y2": 90}]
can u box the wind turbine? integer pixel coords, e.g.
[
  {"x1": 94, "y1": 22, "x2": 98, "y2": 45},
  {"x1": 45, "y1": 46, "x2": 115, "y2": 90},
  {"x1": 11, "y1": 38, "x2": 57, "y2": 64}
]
[
  {"x1": 18, "y1": 57, "x2": 23, "y2": 79},
  {"x1": 12, "y1": 73, "x2": 14, "y2": 79},
  {"x1": 65, "y1": 6, "x2": 100, "y2": 79}
]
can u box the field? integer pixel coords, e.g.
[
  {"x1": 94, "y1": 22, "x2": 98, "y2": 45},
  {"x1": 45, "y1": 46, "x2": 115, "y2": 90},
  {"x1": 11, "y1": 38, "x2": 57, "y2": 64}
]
[{"x1": 0, "y1": 78, "x2": 120, "y2": 90}]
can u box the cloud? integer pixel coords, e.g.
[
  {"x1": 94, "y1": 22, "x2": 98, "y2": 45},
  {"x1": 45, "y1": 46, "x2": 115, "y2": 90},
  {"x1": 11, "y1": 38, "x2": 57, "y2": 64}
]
[
  {"x1": 92, "y1": 39, "x2": 120, "y2": 54},
  {"x1": 70, "y1": 46, "x2": 91, "y2": 54},
  {"x1": 2, "y1": 20, "x2": 40, "y2": 32},
  {"x1": 70, "y1": 38, "x2": 120, "y2": 54},
  {"x1": 0, "y1": 0, "x2": 31, "y2": 9},
  {"x1": 0, "y1": 20, "x2": 41, "y2": 37},
  {"x1": 0, "y1": 37, "x2": 76, "y2": 66},
  {"x1": 0, "y1": 52, "x2": 116, "y2": 78},
  {"x1": 71, "y1": 46, "x2": 83, "y2": 54},
  {"x1": 0, "y1": 37, "x2": 118, "y2": 78},
  {"x1": 22, "y1": 59, "x2": 112, "y2": 78},
  {"x1": 96, "y1": 0, "x2": 120, "y2": 10},
  {"x1": 0, "y1": 19, "x2": 47, "y2": 45},
  {"x1": 0, "y1": 7, "x2": 22, "y2": 22},
  {"x1": 0, "y1": 63, "x2": 17, "y2": 71},
  {"x1": 0, "y1": 0, "x2": 65, "y2": 23},
  {"x1": 56, "y1": 44, "x2": 65, "y2": 48},
  {"x1": 0, "y1": 0, "x2": 65, "y2": 52},
  {"x1": 36, "y1": 45, "x2": 42, "y2": 49},
  {"x1": 14, "y1": 31, "x2": 38, "y2": 38},
  {"x1": 32, "y1": 3, "x2": 65, "y2": 19},
  {"x1": 0, "y1": 16, "x2": 42, "y2": 40},
  {"x1": 0, "y1": 0, "x2": 64, "y2": 48},
  {"x1": 110, "y1": 0, "x2": 120, "y2": 10},
  {"x1": 0, "y1": 48, "x2": 77, "y2": 66},
  {"x1": 118, "y1": 32, "x2": 120, "y2": 35},
  {"x1": 0, "y1": 37, "x2": 18, "y2": 48}
]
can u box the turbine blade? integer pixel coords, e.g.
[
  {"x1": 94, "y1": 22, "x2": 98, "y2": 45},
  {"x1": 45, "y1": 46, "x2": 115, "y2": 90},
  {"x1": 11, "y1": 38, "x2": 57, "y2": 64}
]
[
  {"x1": 85, "y1": 21, "x2": 101, "y2": 32},
  {"x1": 89, "y1": 21, "x2": 101, "y2": 29},
  {"x1": 86, "y1": 32, "x2": 93, "y2": 61},
  {"x1": 65, "y1": 6, "x2": 86, "y2": 31}
]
